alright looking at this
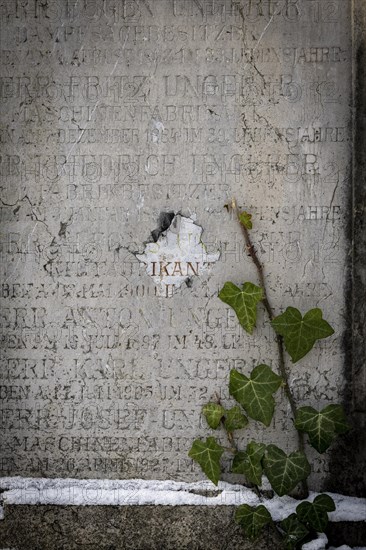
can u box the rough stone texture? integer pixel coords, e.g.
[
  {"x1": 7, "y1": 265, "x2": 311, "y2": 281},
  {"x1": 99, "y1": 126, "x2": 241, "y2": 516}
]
[
  {"x1": 325, "y1": 0, "x2": 366, "y2": 499},
  {"x1": 0, "y1": 0, "x2": 354, "y2": 488},
  {"x1": 0, "y1": 0, "x2": 365, "y2": 546},
  {"x1": 0, "y1": 505, "x2": 283, "y2": 549},
  {"x1": 0, "y1": 504, "x2": 365, "y2": 549}
]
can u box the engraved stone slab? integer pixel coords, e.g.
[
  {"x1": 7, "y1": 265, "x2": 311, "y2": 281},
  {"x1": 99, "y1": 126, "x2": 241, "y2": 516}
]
[{"x1": 0, "y1": 0, "x2": 352, "y2": 491}]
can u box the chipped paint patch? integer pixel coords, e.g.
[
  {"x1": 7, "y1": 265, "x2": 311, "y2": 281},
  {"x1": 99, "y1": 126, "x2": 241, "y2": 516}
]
[{"x1": 136, "y1": 215, "x2": 220, "y2": 297}]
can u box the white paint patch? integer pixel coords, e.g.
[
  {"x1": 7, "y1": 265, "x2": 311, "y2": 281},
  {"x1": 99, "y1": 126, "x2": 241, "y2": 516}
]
[{"x1": 136, "y1": 215, "x2": 220, "y2": 296}]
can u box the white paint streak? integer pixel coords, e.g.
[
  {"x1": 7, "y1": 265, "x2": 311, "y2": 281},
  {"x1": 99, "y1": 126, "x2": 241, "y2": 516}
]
[{"x1": 0, "y1": 478, "x2": 365, "y2": 523}]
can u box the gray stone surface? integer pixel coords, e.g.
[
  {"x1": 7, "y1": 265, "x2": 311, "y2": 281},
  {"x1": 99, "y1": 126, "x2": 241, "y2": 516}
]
[
  {"x1": 1, "y1": 0, "x2": 366, "y2": 548},
  {"x1": 0, "y1": 505, "x2": 285, "y2": 550},
  {"x1": 0, "y1": 504, "x2": 365, "y2": 549},
  {"x1": 0, "y1": 0, "x2": 362, "y2": 500},
  {"x1": 322, "y1": 0, "x2": 366, "y2": 501},
  {"x1": 0, "y1": 0, "x2": 353, "y2": 488}
]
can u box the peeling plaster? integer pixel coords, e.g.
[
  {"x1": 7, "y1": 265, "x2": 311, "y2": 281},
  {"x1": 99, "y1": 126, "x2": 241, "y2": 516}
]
[{"x1": 136, "y1": 215, "x2": 220, "y2": 296}]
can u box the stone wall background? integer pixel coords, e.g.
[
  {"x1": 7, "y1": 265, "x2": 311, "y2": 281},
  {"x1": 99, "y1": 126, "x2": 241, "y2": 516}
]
[{"x1": 0, "y1": 0, "x2": 365, "y2": 547}]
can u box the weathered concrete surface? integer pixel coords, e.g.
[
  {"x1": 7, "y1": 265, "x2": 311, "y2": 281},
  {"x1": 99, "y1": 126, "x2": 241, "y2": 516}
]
[
  {"x1": 0, "y1": 0, "x2": 354, "y2": 490},
  {"x1": 324, "y1": 0, "x2": 366, "y2": 499},
  {"x1": 0, "y1": 504, "x2": 365, "y2": 549},
  {"x1": 0, "y1": 0, "x2": 365, "y2": 546},
  {"x1": 0, "y1": 505, "x2": 283, "y2": 550}
]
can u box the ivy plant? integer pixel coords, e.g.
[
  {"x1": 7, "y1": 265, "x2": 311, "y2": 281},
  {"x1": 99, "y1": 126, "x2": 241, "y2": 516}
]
[{"x1": 188, "y1": 201, "x2": 350, "y2": 548}]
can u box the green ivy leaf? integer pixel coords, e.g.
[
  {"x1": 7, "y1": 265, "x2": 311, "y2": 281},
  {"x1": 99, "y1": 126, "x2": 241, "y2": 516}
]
[
  {"x1": 295, "y1": 405, "x2": 350, "y2": 453},
  {"x1": 224, "y1": 406, "x2": 248, "y2": 432},
  {"x1": 263, "y1": 445, "x2": 311, "y2": 496},
  {"x1": 235, "y1": 504, "x2": 272, "y2": 541},
  {"x1": 188, "y1": 437, "x2": 224, "y2": 485},
  {"x1": 239, "y1": 211, "x2": 253, "y2": 230},
  {"x1": 296, "y1": 494, "x2": 335, "y2": 532},
  {"x1": 229, "y1": 366, "x2": 282, "y2": 426},
  {"x1": 232, "y1": 441, "x2": 266, "y2": 485},
  {"x1": 202, "y1": 403, "x2": 225, "y2": 429},
  {"x1": 271, "y1": 307, "x2": 334, "y2": 362},
  {"x1": 280, "y1": 513, "x2": 309, "y2": 549},
  {"x1": 218, "y1": 282, "x2": 263, "y2": 334}
]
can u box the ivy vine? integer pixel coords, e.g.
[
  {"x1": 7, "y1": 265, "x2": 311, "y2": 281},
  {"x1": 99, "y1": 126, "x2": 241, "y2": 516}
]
[{"x1": 188, "y1": 200, "x2": 350, "y2": 548}]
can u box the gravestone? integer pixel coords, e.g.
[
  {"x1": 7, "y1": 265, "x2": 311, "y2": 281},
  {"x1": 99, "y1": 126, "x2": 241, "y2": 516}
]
[{"x1": 0, "y1": 0, "x2": 362, "y2": 508}]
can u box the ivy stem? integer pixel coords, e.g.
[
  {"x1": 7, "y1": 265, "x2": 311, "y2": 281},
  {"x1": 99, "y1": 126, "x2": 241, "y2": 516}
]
[
  {"x1": 215, "y1": 392, "x2": 261, "y2": 498},
  {"x1": 215, "y1": 393, "x2": 239, "y2": 452},
  {"x1": 230, "y1": 199, "x2": 309, "y2": 498},
  {"x1": 224, "y1": 424, "x2": 261, "y2": 499},
  {"x1": 226, "y1": 429, "x2": 236, "y2": 449}
]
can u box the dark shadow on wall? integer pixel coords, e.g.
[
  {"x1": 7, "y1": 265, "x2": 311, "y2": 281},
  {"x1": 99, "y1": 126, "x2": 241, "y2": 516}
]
[{"x1": 325, "y1": 0, "x2": 366, "y2": 498}]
